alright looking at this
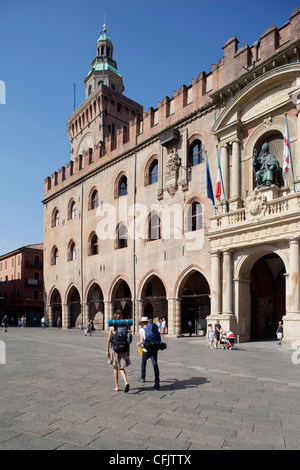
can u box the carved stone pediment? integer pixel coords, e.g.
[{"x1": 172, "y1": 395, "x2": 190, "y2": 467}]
[{"x1": 245, "y1": 190, "x2": 267, "y2": 221}]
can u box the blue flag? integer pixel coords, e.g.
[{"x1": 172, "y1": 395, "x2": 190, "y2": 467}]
[{"x1": 206, "y1": 154, "x2": 215, "y2": 207}]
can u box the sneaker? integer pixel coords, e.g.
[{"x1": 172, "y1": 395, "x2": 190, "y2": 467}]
[{"x1": 137, "y1": 377, "x2": 145, "y2": 383}]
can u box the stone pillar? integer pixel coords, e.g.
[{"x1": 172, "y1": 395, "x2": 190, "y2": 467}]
[
  {"x1": 135, "y1": 299, "x2": 144, "y2": 334},
  {"x1": 82, "y1": 303, "x2": 88, "y2": 325},
  {"x1": 62, "y1": 304, "x2": 70, "y2": 329},
  {"x1": 210, "y1": 251, "x2": 222, "y2": 316},
  {"x1": 220, "y1": 144, "x2": 229, "y2": 204},
  {"x1": 283, "y1": 238, "x2": 300, "y2": 346},
  {"x1": 288, "y1": 238, "x2": 300, "y2": 314},
  {"x1": 167, "y1": 297, "x2": 181, "y2": 336},
  {"x1": 231, "y1": 139, "x2": 241, "y2": 201},
  {"x1": 104, "y1": 300, "x2": 114, "y2": 331},
  {"x1": 47, "y1": 305, "x2": 54, "y2": 327},
  {"x1": 222, "y1": 250, "x2": 233, "y2": 315}
]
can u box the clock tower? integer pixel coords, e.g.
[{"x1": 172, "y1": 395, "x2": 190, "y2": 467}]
[
  {"x1": 84, "y1": 24, "x2": 124, "y2": 97},
  {"x1": 67, "y1": 25, "x2": 143, "y2": 163}
]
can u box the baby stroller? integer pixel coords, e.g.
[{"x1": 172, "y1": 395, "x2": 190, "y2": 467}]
[{"x1": 220, "y1": 331, "x2": 236, "y2": 350}]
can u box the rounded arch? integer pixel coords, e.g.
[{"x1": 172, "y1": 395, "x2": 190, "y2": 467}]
[
  {"x1": 88, "y1": 185, "x2": 99, "y2": 210},
  {"x1": 110, "y1": 276, "x2": 132, "y2": 319},
  {"x1": 114, "y1": 170, "x2": 128, "y2": 198},
  {"x1": 48, "y1": 287, "x2": 62, "y2": 327},
  {"x1": 66, "y1": 284, "x2": 81, "y2": 328},
  {"x1": 138, "y1": 269, "x2": 169, "y2": 300},
  {"x1": 144, "y1": 154, "x2": 158, "y2": 186},
  {"x1": 139, "y1": 272, "x2": 168, "y2": 323},
  {"x1": 51, "y1": 207, "x2": 60, "y2": 227},
  {"x1": 67, "y1": 198, "x2": 76, "y2": 220},
  {"x1": 86, "y1": 281, "x2": 105, "y2": 330},
  {"x1": 88, "y1": 231, "x2": 99, "y2": 256},
  {"x1": 235, "y1": 246, "x2": 287, "y2": 341},
  {"x1": 235, "y1": 245, "x2": 287, "y2": 279},
  {"x1": 176, "y1": 265, "x2": 210, "y2": 335}
]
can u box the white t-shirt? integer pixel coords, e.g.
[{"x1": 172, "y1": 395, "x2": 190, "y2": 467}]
[{"x1": 139, "y1": 327, "x2": 147, "y2": 352}]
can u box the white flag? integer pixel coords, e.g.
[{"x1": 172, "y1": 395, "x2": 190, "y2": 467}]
[{"x1": 283, "y1": 119, "x2": 291, "y2": 181}]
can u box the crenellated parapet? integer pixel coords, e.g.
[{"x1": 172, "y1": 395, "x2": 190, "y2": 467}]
[{"x1": 44, "y1": 7, "x2": 300, "y2": 199}]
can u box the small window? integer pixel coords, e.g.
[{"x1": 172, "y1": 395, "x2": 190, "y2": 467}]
[
  {"x1": 148, "y1": 213, "x2": 161, "y2": 240},
  {"x1": 189, "y1": 140, "x2": 203, "y2": 167},
  {"x1": 52, "y1": 209, "x2": 60, "y2": 227},
  {"x1": 117, "y1": 224, "x2": 127, "y2": 249},
  {"x1": 118, "y1": 176, "x2": 127, "y2": 197},
  {"x1": 186, "y1": 201, "x2": 202, "y2": 232},
  {"x1": 149, "y1": 159, "x2": 158, "y2": 185},
  {"x1": 71, "y1": 201, "x2": 76, "y2": 219},
  {"x1": 91, "y1": 189, "x2": 99, "y2": 209},
  {"x1": 89, "y1": 233, "x2": 99, "y2": 256},
  {"x1": 52, "y1": 247, "x2": 59, "y2": 265},
  {"x1": 68, "y1": 241, "x2": 76, "y2": 261}
]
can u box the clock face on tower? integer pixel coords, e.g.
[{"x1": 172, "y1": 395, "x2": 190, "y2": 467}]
[{"x1": 78, "y1": 134, "x2": 94, "y2": 155}]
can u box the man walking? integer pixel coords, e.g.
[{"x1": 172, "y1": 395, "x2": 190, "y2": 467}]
[{"x1": 137, "y1": 317, "x2": 160, "y2": 388}]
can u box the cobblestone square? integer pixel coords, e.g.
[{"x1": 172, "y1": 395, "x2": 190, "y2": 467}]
[{"x1": 0, "y1": 327, "x2": 299, "y2": 451}]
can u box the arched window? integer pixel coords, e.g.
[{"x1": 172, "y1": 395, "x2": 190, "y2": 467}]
[
  {"x1": 51, "y1": 246, "x2": 59, "y2": 265},
  {"x1": 68, "y1": 200, "x2": 76, "y2": 220},
  {"x1": 52, "y1": 209, "x2": 59, "y2": 227},
  {"x1": 148, "y1": 159, "x2": 158, "y2": 185},
  {"x1": 89, "y1": 233, "x2": 99, "y2": 256},
  {"x1": 189, "y1": 140, "x2": 203, "y2": 167},
  {"x1": 148, "y1": 212, "x2": 161, "y2": 240},
  {"x1": 71, "y1": 201, "x2": 76, "y2": 219},
  {"x1": 68, "y1": 241, "x2": 76, "y2": 261},
  {"x1": 91, "y1": 189, "x2": 99, "y2": 209},
  {"x1": 117, "y1": 224, "x2": 127, "y2": 249},
  {"x1": 118, "y1": 176, "x2": 127, "y2": 197},
  {"x1": 88, "y1": 85, "x2": 92, "y2": 96},
  {"x1": 186, "y1": 201, "x2": 202, "y2": 232}
]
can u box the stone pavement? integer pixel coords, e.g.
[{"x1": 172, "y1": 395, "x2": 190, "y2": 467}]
[{"x1": 0, "y1": 326, "x2": 299, "y2": 451}]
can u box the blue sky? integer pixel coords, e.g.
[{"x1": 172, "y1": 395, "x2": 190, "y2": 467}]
[{"x1": 0, "y1": 0, "x2": 299, "y2": 254}]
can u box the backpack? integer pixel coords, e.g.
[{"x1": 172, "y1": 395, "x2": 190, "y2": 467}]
[
  {"x1": 143, "y1": 323, "x2": 161, "y2": 352},
  {"x1": 110, "y1": 326, "x2": 132, "y2": 353}
]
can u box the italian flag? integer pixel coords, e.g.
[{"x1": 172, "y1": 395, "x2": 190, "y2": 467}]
[
  {"x1": 283, "y1": 118, "x2": 291, "y2": 181},
  {"x1": 215, "y1": 162, "x2": 221, "y2": 202}
]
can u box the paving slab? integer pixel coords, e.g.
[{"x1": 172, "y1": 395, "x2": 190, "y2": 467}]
[{"x1": 0, "y1": 327, "x2": 299, "y2": 452}]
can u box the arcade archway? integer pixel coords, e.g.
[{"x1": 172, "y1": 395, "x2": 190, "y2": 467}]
[
  {"x1": 86, "y1": 283, "x2": 104, "y2": 330},
  {"x1": 250, "y1": 253, "x2": 285, "y2": 339},
  {"x1": 141, "y1": 274, "x2": 167, "y2": 324},
  {"x1": 111, "y1": 279, "x2": 132, "y2": 319},
  {"x1": 67, "y1": 286, "x2": 81, "y2": 327},
  {"x1": 49, "y1": 288, "x2": 62, "y2": 327},
  {"x1": 178, "y1": 270, "x2": 210, "y2": 335}
]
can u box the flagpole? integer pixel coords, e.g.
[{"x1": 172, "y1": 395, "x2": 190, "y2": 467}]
[
  {"x1": 205, "y1": 152, "x2": 217, "y2": 215},
  {"x1": 284, "y1": 113, "x2": 296, "y2": 193},
  {"x1": 216, "y1": 145, "x2": 229, "y2": 212}
]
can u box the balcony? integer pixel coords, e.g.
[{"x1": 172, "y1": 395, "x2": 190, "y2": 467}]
[{"x1": 207, "y1": 188, "x2": 300, "y2": 247}]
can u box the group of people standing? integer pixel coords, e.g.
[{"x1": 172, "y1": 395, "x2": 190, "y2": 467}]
[
  {"x1": 206, "y1": 320, "x2": 224, "y2": 349},
  {"x1": 106, "y1": 312, "x2": 164, "y2": 392}
]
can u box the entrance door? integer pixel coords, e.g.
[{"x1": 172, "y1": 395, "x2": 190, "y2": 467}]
[{"x1": 251, "y1": 254, "x2": 285, "y2": 339}]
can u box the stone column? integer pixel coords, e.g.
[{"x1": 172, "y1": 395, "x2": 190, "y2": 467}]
[
  {"x1": 222, "y1": 250, "x2": 233, "y2": 315},
  {"x1": 220, "y1": 144, "x2": 229, "y2": 204},
  {"x1": 168, "y1": 297, "x2": 181, "y2": 336},
  {"x1": 231, "y1": 139, "x2": 241, "y2": 200},
  {"x1": 210, "y1": 251, "x2": 222, "y2": 316},
  {"x1": 283, "y1": 238, "x2": 300, "y2": 346},
  {"x1": 288, "y1": 238, "x2": 300, "y2": 314},
  {"x1": 47, "y1": 305, "x2": 54, "y2": 327},
  {"x1": 104, "y1": 300, "x2": 114, "y2": 331},
  {"x1": 62, "y1": 304, "x2": 70, "y2": 329}
]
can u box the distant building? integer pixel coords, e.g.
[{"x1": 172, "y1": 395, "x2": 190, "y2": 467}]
[
  {"x1": 43, "y1": 9, "x2": 300, "y2": 346},
  {"x1": 0, "y1": 244, "x2": 44, "y2": 324}
]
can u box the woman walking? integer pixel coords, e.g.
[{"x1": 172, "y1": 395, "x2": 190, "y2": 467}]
[{"x1": 107, "y1": 311, "x2": 131, "y2": 392}]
